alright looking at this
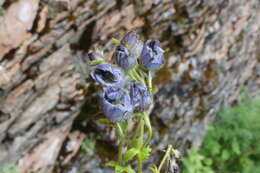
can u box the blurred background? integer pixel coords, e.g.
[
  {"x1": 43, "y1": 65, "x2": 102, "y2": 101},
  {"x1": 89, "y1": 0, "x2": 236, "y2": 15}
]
[{"x1": 0, "y1": 0, "x2": 259, "y2": 172}]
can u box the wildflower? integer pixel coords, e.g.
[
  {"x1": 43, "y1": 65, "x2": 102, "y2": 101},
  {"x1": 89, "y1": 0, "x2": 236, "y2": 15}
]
[
  {"x1": 121, "y1": 31, "x2": 144, "y2": 58},
  {"x1": 114, "y1": 45, "x2": 136, "y2": 70},
  {"x1": 88, "y1": 52, "x2": 104, "y2": 61},
  {"x1": 102, "y1": 87, "x2": 133, "y2": 122},
  {"x1": 140, "y1": 39, "x2": 164, "y2": 70},
  {"x1": 91, "y1": 64, "x2": 123, "y2": 88},
  {"x1": 130, "y1": 82, "x2": 152, "y2": 112}
]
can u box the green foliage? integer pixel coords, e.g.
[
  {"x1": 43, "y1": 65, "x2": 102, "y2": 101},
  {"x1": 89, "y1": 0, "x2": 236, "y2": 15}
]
[
  {"x1": 0, "y1": 8, "x2": 5, "y2": 16},
  {"x1": 81, "y1": 137, "x2": 96, "y2": 156},
  {"x1": 0, "y1": 163, "x2": 19, "y2": 173},
  {"x1": 123, "y1": 148, "x2": 139, "y2": 162},
  {"x1": 182, "y1": 91, "x2": 260, "y2": 173},
  {"x1": 112, "y1": 38, "x2": 121, "y2": 45},
  {"x1": 182, "y1": 147, "x2": 214, "y2": 173},
  {"x1": 150, "y1": 166, "x2": 160, "y2": 173},
  {"x1": 0, "y1": 0, "x2": 5, "y2": 16},
  {"x1": 106, "y1": 161, "x2": 135, "y2": 173},
  {"x1": 139, "y1": 147, "x2": 151, "y2": 162}
]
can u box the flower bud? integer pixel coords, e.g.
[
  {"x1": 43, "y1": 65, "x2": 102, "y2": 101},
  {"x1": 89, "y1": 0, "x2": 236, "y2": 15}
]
[
  {"x1": 140, "y1": 39, "x2": 164, "y2": 70},
  {"x1": 88, "y1": 52, "x2": 104, "y2": 61},
  {"x1": 102, "y1": 87, "x2": 133, "y2": 122},
  {"x1": 114, "y1": 45, "x2": 136, "y2": 71},
  {"x1": 121, "y1": 31, "x2": 144, "y2": 58},
  {"x1": 130, "y1": 82, "x2": 152, "y2": 112},
  {"x1": 90, "y1": 64, "x2": 123, "y2": 88}
]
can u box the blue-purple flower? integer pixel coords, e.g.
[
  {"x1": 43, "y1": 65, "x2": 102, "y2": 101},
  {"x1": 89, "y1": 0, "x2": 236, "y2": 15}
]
[
  {"x1": 91, "y1": 64, "x2": 123, "y2": 88},
  {"x1": 88, "y1": 52, "x2": 104, "y2": 61},
  {"x1": 102, "y1": 87, "x2": 133, "y2": 122},
  {"x1": 121, "y1": 31, "x2": 144, "y2": 58},
  {"x1": 140, "y1": 39, "x2": 164, "y2": 70},
  {"x1": 114, "y1": 45, "x2": 136, "y2": 70},
  {"x1": 130, "y1": 82, "x2": 152, "y2": 112}
]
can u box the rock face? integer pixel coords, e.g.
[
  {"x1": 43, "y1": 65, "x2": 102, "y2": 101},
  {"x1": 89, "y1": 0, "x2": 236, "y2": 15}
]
[{"x1": 0, "y1": 0, "x2": 259, "y2": 172}]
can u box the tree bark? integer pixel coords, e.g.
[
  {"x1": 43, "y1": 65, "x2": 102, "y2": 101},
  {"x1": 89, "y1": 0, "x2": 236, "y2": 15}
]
[{"x1": 0, "y1": 0, "x2": 259, "y2": 172}]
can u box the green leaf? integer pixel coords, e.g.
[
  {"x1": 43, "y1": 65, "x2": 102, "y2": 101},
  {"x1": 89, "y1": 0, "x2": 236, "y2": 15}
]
[
  {"x1": 139, "y1": 147, "x2": 152, "y2": 162},
  {"x1": 112, "y1": 38, "x2": 121, "y2": 45},
  {"x1": 209, "y1": 141, "x2": 220, "y2": 155},
  {"x1": 231, "y1": 139, "x2": 240, "y2": 155},
  {"x1": 182, "y1": 90, "x2": 260, "y2": 173},
  {"x1": 106, "y1": 162, "x2": 135, "y2": 173},
  {"x1": 220, "y1": 150, "x2": 230, "y2": 161},
  {"x1": 106, "y1": 161, "x2": 118, "y2": 167},
  {"x1": 81, "y1": 138, "x2": 96, "y2": 156},
  {"x1": 123, "y1": 165, "x2": 136, "y2": 173},
  {"x1": 115, "y1": 166, "x2": 125, "y2": 173},
  {"x1": 204, "y1": 158, "x2": 213, "y2": 166},
  {"x1": 150, "y1": 165, "x2": 159, "y2": 173},
  {"x1": 123, "y1": 148, "x2": 139, "y2": 162}
]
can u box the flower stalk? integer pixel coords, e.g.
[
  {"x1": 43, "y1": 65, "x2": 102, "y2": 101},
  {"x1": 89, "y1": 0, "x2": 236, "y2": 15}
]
[
  {"x1": 87, "y1": 31, "x2": 173, "y2": 173},
  {"x1": 137, "y1": 119, "x2": 144, "y2": 173},
  {"x1": 144, "y1": 112, "x2": 152, "y2": 146},
  {"x1": 116, "y1": 123, "x2": 125, "y2": 163},
  {"x1": 158, "y1": 145, "x2": 173, "y2": 172}
]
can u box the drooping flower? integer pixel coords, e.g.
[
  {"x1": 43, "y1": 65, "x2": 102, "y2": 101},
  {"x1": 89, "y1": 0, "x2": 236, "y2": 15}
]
[
  {"x1": 140, "y1": 39, "x2": 164, "y2": 70},
  {"x1": 90, "y1": 64, "x2": 123, "y2": 88},
  {"x1": 102, "y1": 87, "x2": 133, "y2": 122},
  {"x1": 121, "y1": 31, "x2": 144, "y2": 58},
  {"x1": 114, "y1": 45, "x2": 136, "y2": 70},
  {"x1": 88, "y1": 52, "x2": 104, "y2": 61},
  {"x1": 130, "y1": 82, "x2": 152, "y2": 112}
]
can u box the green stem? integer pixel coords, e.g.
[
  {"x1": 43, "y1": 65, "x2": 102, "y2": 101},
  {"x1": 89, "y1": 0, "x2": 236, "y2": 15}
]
[
  {"x1": 158, "y1": 145, "x2": 172, "y2": 172},
  {"x1": 128, "y1": 70, "x2": 137, "y2": 81},
  {"x1": 134, "y1": 118, "x2": 142, "y2": 139},
  {"x1": 133, "y1": 68, "x2": 146, "y2": 85},
  {"x1": 144, "y1": 112, "x2": 152, "y2": 146},
  {"x1": 116, "y1": 123, "x2": 124, "y2": 163},
  {"x1": 137, "y1": 119, "x2": 144, "y2": 173},
  {"x1": 148, "y1": 71, "x2": 152, "y2": 93}
]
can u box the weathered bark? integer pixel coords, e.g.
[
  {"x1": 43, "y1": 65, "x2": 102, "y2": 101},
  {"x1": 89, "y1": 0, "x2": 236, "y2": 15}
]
[{"x1": 0, "y1": 0, "x2": 259, "y2": 172}]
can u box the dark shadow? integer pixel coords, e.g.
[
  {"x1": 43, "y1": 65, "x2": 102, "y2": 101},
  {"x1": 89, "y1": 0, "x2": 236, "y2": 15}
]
[{"x1": 72, "y1": 21, "x2": 96, "y2": 52}]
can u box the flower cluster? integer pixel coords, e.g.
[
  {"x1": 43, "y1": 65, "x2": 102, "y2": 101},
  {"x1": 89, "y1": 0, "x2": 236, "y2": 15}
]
[{"x1": 89, "y1": 31, "x2": 164, "y2": 122}]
